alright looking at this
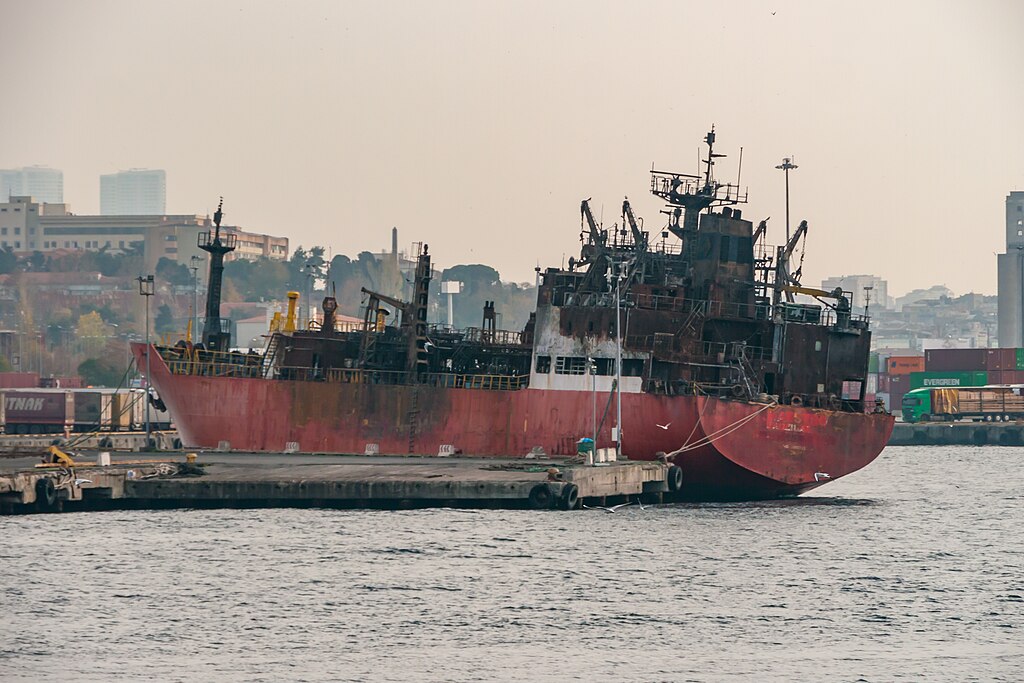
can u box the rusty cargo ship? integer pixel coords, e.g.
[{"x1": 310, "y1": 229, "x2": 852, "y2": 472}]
[{"x1": 133, "y1": 130, "x2": 893, "y2": 501}]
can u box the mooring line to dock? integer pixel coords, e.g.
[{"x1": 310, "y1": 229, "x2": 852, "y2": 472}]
[{"x1": 667, "y1": 400, "x2": 777, "y2": 457}]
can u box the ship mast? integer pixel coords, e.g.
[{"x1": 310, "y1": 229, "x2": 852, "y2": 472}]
[
  {"x1": 198, "y1": 197, "x2": 237, "y2": 351},
  {"x1": 650, "y1": 126, "x2": 747, "y2": 239}
]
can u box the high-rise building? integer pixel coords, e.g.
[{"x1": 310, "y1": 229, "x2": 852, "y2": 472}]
[
  {"x1": 100, "y1": 169, "x2": 166, "y2": 215},
  {"x1": 0, "y1": 166, "x2": 63, "y2": 203},
  {"x1": 997, "y1": 191, "x2": 1024, "y2": 347}
]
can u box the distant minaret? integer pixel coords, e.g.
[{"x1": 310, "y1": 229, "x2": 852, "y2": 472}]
[{"x1": 392, "y1": 226, "x2": 399, "y2": 265}]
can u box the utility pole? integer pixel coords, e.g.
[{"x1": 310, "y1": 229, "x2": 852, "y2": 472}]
[
  {"x1": 775, "y1": 157, "x2": 798, "y2": 243},
  {"x1": 613, "y1": 263, "x2": 624, "y2": 460},
  {"x1": 137, "y1": 274, "x2": 155, "y2": 448},
  {"x1": 590, "y1": 357, "x2": 597, "y2": 466}
]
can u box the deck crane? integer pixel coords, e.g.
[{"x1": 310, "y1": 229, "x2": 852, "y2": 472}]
[
  {"x1": 752, "y1": 217, "x2": 769, "y2": 244},
  {"x1": 774, "y1": 219, "x2": 809, "y2": 304},
  {"x1": 622, "y1": 198, "x2": 647, "y2": 250},
  {"x1": 580, "y1": 199, "x2": 605, "y2": 247}
]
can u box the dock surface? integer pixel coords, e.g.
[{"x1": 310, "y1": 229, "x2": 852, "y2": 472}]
[
  {"x1": 889, "y1": 421, "x2": 1024, "y2": 446},
  {"x1": 0, "y1": 452, "x2": 677, "y2": 515}
]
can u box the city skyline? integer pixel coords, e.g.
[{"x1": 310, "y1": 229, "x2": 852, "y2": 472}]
[{"x1": 2, "y1": 0, "x2": 1022, "y2": 297}]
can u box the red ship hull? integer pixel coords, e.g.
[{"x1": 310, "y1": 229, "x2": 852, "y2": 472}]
[{"x1": 135, "y1": 344, "x2": 893, "y2": 500}]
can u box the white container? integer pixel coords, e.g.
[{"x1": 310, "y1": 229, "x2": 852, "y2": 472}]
[{"x1": 97, "y1": 452, "x2": 111, "y2": 467}]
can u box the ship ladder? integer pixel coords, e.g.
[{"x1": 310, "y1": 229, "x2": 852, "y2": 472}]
[
  {"x1": 731, "y1": 344, "x2": 759, "y2": 399},
  {"x1": 261, "y1": 333, "x2": 282, "y2": 378},
  {"x1": 681, "y1": 303, "x2": 705, "y2": 336},
  {"x1": 407, "y1": 384, "x2": 419, "y2": 454}
]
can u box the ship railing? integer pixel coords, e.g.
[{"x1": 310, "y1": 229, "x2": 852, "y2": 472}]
[
  {"x1": 700, "y1": 340, "x2": 773, "y2": 362},
  {"x1": 704, "y1": 299, "x2": 772, "y2": 321},
  {"x1": 460, "y1": 327, "x2": 525, "y2": 346},
  {"x1": 158, "y1": 346, "x2": 264, "y2": 378},
  {"x1": 624, "y1": 292, "x2": 770, "y2": 321},
  {"x1": 626, "y1": 292, "x2": 691, "y2": 312},
  {"x1": 624, "y1": 334, "x2": 773, "y2": 362},
  {"x1": 424, "y1": 373, "x2": 529, "y2": 390},
  {"x1": 319, "y1": 368, "x2": 529, "y2": 390}
]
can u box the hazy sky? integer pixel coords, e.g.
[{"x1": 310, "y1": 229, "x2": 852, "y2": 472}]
[{"x1": 3, "y1": 0, "x2": 1022, "y2": 296}]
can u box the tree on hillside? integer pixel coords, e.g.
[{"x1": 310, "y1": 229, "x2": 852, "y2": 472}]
[
  {"x1": 76, "y1": 311, "x2": 108, "y2": 357},
  {"x1": 156, "y1": 257, "x2": 191, "y2": 286},
  {"x1": 154, "y1": 303, "x2": 176, "y2": 335},
  {"x1": 438, "y1": 264, "x2": 535, "y2": 330},
  {"x1": 78, "y1": 356, "x2": 125, "y2": 387},
  {"x1": 224, "y1": 256, "x2": 291, "y2": 302},
  {"x1": 24, "y1": 251, "x2": 48, "y2": 272},
  {"x1": 0, "y1": 247, "x2": 17, "y2": 274}
]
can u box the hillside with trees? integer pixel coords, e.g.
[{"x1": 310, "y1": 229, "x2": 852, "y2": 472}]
[{"x1": 0, "y1": 244, "x2": 538, "y2": 385}]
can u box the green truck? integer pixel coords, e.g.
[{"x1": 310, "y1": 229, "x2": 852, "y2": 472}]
[{"x1": 901, "y1": 385, "x2": 1024, "y2": 423}]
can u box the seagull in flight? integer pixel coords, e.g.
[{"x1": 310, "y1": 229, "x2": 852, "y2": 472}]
[
  {"x1": 813, "y1": 472, "x2": 831, "y2": 481},
  {"x1": 656, "y1": 422, "x2": 671, "y2": 430},
  {"x1": 583, "y1": 500, "x2": 638, "y2": 513}
]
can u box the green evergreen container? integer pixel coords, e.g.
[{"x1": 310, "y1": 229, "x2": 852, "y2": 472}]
[{"x1": 909, "y1": 370, "x2": 989, "y2": 389}]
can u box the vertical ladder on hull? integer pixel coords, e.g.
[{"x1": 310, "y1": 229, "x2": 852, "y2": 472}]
[{"x1": 407, "y1": 385, "x2": 419, "y2": 454}]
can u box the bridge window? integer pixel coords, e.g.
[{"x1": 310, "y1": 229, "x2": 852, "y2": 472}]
[
  {"x1": 555, "y1": 356, "x2": 588, "y2": 375},
  {"x1": 536, "y1": 355, "x2": 551, "y2": 374},
  {"x1": 622, "y1": 359, "x2": 644, "y2": 376}
]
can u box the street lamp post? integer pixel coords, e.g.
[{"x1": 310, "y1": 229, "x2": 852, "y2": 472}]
[
  {"x1": 614, "y1": 264, "x2": 624, "y2": 460},
  {"x1": 138, "y1": 275, "x2": 155, "y2": 448},
  {"x1": 301, "y1": 263, "x2": 314, "y2": 330},
  {"x1": 775, "y1": 157, "x2": 799, "y2": 243}
]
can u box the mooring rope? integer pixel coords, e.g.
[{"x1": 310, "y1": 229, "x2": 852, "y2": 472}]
[{"x1": 667, "y1": 399, "x2": 778, "y2": 458}]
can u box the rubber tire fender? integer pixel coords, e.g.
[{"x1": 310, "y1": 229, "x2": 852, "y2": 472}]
[
  {"x1": 667, "y1": 465, "x2": 683, "y2": 492},
  {"x1": 36, "y1": 477, "x2": 57, "y2": 508},
  {"x1": 559, "y1": 483, "x2": 579, "y2": 511},
  {"x1": 528, "y1": 483, "x2": 553, "y2": 509}
]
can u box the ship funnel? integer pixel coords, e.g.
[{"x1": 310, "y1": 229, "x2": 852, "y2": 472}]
[{"x1": 284, "y1": 291, "x2": 299, "y2": 333}]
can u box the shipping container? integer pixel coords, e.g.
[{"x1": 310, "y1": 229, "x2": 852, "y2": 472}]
[
  {"x1": 987, "y1": 369, "x2": 1024, "y2": 385},
  {"x1": 985, "y1": 349, "x2": 1006, "y2": 371},
  {"x1": 1017, "y1": 348, "x2": 1024, "y2": 370},
  {"x1": 866, "y1": 373, "x2": 878, "y2": 394},
  {"x1": 909, "y1": 370, "x2": 989, "y2": 390},
  {"x1": 925, "y1": 348, "x2": 987, "y2": 372},
  {"x1": 0, "y1": 372, "x2": 41, "y2": 389},
  {"x1": 886, "y1": 355, "x2": 925, "y2": 375},
  {"x1": 877, "y1": 374, "x2": 891, "y2": 393},
  {"x1": 1000, "y1": 349, "x2": 1017, "y2": 371},
  {"x1": 0, "y1": 389, "x2": 73, "y2": 434},
  {"x1": 73, "y1": 391, "x2": 104, "y2": 430},
  {"x1": 868, "y1": 353, "x2": 879, "y2": 374}
]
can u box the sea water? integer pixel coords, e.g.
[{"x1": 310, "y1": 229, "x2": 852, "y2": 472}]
[{"x1": 1, "y1": 445, "x2": 1021, "y2": 682}]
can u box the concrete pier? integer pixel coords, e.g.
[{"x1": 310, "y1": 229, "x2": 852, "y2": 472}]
[
  {"x1": 0, "y1": 453, "x2": 676, "y2": 515},
  {"x1": 889, "y1": 422, "x2": 1024, "y2": 446},
  {"x1": 0, "y1": 431, "x2": 181, "y2": 454}
]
